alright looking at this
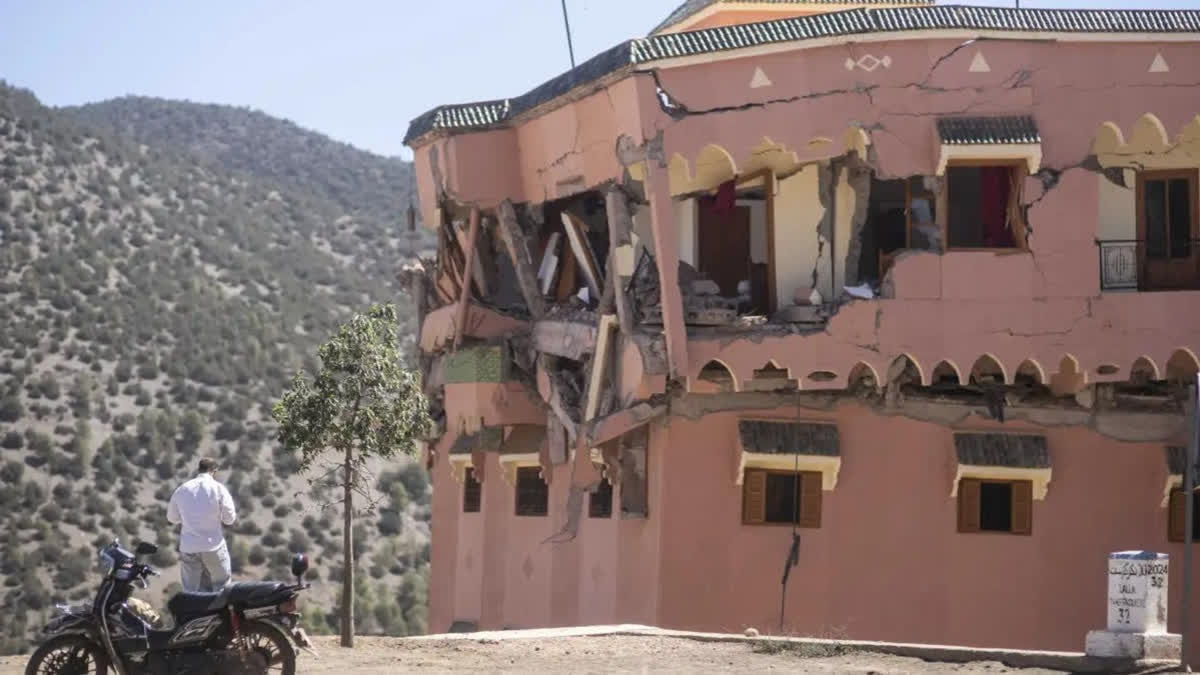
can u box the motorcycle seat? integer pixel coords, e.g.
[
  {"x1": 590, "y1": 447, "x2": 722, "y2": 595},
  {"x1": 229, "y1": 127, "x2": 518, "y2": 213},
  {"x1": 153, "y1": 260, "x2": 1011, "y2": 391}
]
[
  {"x1": 167, "y1": 591, "x2": 223, "y2": 619},
  {"x1": 167, "y1": 582, "x2": 291, "y2": 619},
  {"x1": 226, "y1": 581, "x2": 291, "y2": 608}
]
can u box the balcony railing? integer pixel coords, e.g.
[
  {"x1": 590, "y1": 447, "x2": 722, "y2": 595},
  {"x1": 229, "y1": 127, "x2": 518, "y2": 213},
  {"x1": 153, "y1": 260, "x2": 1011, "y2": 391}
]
[{"x1": 1095, "y1": 239, "x2": 1200, "y2": 292}]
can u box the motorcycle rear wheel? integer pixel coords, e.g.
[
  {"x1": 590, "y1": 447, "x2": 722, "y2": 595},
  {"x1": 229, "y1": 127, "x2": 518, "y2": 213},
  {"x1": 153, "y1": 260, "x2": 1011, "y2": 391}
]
[
  {"x1": 24, "y1": 634, "x2": 110, "y2": 675},
  {"x1": 238, "y1": 621, "x2": 297, "y2": 675}
]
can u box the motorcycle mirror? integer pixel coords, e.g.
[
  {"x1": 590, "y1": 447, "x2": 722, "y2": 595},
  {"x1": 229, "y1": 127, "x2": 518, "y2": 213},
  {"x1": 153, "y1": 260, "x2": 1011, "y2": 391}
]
[
  {"x1": 290, "y1": 553, "x2": 309, "y2": 580},
  {"x1": 134, "y1": 542, "x2": 158, "y2": 556}
]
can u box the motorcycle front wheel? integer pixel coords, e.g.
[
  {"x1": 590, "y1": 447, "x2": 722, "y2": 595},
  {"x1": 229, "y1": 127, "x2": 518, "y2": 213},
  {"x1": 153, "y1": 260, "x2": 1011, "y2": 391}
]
[{"x1": 24, "y1": 634, "x2": 110, "y2": 675}]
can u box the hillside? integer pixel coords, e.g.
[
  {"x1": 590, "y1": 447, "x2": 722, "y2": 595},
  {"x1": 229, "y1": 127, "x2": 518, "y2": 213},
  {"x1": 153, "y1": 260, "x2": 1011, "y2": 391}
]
[
  {"x1": 64, "y1": 95, "x2": 433, "y2": 284},
  {"x1": 0, "y1": 82, "x2": 431, "y2": 654}
]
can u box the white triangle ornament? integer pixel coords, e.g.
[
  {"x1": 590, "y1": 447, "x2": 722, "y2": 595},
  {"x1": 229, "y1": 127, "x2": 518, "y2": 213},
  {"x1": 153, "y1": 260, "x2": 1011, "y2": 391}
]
[
  {"x1": 750, "y1": 66, "x2": 772, "y2": 89},
  {"x1": 969, "y1": 52, "x2": 991, "y2": 73},
  {"x1": 1149, "y1": 52, "x2": 1170, "y2": 73}
]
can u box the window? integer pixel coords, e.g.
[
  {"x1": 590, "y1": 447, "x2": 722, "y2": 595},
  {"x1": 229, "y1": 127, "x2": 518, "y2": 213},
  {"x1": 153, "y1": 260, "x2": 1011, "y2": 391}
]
[
  {"x1": 863, "y1": 176, "x2": 939, "y2": 282},
  {"x1": 1167, "y1": 487, "x2": 1200, "y2": 542},
  {"x1": 741, "y1": 469, "x2": 821, "y2": 527},
  {"x1": 957, "y1": 478, "x2": 1032, "y2": 535},
  {"x1": 1136, "y1": 170, "x2": 1198, "y2": 291},
  {"x1": 462, "y1": 467, "x2": 481, "y2": 513},
  {"x1": 514, "y1": 466, "x2": 548, "y2": 517},
  {"x1": 588, "y1": 478, "x2": 613, "y2": 519},
  {"x1": 1141, "y1": 172, "x2": 1195, "y2": 260},
  {"x1": 946, "y1": 165, "x2": 1023, "y2": 249}
]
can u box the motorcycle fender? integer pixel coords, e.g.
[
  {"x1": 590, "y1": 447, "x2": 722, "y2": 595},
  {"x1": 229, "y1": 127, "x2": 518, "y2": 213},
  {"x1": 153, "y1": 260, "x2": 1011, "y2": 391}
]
[{"x1": 256, "y1": 617, "x2": 318, "y2": 658}]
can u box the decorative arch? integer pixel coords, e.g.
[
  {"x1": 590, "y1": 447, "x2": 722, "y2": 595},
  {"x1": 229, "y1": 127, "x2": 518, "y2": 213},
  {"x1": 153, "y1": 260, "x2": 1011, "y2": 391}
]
[
  {"x1": 1129, "y1": 113, "x2": 1170, "y2": 154},
  {"x1": 1093, "y1": 113, "x2": 1200, "y2": 170},
  {"x1": 970, "y1": 354, "x2": 1007, "y2": 385},
  {"x1": 847, "y1": 361, "x2": 880, "y2": 392},
  {"x1": 1015, "y1": 359, "x2": 1047, "y2": 386},
  {"x1": 1129, "y1": 355, "x2": 1161, "y2": 384},
  {"x1": 931, "y1": 360, "x2": 963, "y2": 386},
  {"x1": 753, "y1": 360, "x2": 789, "y2": 378},
  {"x1": 746, "y1": 360, "x2": 798, "y2": 392},
  {"x1": 668, "y1": 144, "x2": 738, "y2": 195},
  {"x1": 1166, "y1": 348, "x2": 1200, "y2": 383},
  {"x1": 886, "y1": 353, "x2": 924, "y2": 387},
  {"x1": 742, "y1": 137, "x2": 801, "y2": 177},
  {"x1": 1050, "y1": 354, "x2": 1087, "y2": 396},
  {"x1": 1092, "y1": 121, "x2": 1125, "y2": 155},
  {"x1": 697, "y1": 359, "x2": 738, "y2": 393}
]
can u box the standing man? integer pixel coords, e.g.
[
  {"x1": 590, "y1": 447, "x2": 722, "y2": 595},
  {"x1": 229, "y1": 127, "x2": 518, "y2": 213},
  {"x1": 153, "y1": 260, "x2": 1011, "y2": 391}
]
[{"x1": 167, "y1": 457, "x2": 237, "y2": 592}]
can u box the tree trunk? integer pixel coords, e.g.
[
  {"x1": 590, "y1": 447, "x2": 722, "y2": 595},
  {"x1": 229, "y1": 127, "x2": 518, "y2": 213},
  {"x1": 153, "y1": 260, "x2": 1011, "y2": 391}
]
[{"x1": 341, "y1": 444, "x2": 354, "y2": 648}]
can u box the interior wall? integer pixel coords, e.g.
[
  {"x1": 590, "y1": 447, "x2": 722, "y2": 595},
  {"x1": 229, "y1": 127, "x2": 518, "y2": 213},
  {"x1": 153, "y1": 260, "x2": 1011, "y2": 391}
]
[
  {"x1": 1097, "y1": 170, "x2": 1136, "y2": 241},
  {"x1": 832, "y1": 165, "x2": 856, "y2": 295},
  {"x1": 675, "y1": 198, "x2": 698, "y2": 267},
  {"x1": 773, "y1": 166, "x2": 825, "y2": 306},
  {"x1": 737, "y1": 198, "x2": 768, "y2": 264}
]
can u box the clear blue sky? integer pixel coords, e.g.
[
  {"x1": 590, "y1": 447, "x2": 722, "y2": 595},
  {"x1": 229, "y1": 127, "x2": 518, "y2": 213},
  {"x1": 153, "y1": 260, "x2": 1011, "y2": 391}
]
[{"x1": 1, "y1": 0, "x2": 1197, "y2": 159}]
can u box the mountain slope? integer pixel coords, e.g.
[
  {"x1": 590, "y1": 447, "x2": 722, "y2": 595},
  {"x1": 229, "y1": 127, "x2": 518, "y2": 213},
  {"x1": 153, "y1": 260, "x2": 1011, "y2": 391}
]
[
  {"x1": 64, "y1": 96, "x2": 434, "y2": 284},
  {"x1": 0, "y1": 82, "x2": 430, "y2": 654}
]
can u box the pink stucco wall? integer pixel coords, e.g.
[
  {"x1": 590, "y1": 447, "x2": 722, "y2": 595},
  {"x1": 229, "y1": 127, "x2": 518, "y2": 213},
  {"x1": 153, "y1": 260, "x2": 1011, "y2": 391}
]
[
  {"x1": 418, "y1": 31, "x2": 1200, "y2": 658},
  {"x1": 431, "y1": 404, "x2": 1200, "y2": 656}
]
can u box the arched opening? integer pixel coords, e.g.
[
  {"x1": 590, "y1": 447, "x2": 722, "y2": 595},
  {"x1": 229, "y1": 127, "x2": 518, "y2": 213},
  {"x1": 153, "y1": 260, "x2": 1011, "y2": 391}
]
[
  {"x1": 1166, "y1": 348, "x2": 1200, "y2": 385},
  {"x1": 970, "y1": 354, "x2": 1007, "y2": 385},
  {"x1": 1129, "y1": 356, "x2": 1160, "y2": 385},
  {"x1": 931, "y1": 360, "x2": 963, "y2": 387},
  {"x1": 697, "y1": 359, "x2": 736, "y2": 393},
  {"x1": 886, "y1": 354, "x2": 924, "y2": 388},
  {"x1": 847, "y1": 362, "x2": 879, "y2": 395},
  {"x1": 1015, "y1": 359, "x2": 1046, "y2": 386}
]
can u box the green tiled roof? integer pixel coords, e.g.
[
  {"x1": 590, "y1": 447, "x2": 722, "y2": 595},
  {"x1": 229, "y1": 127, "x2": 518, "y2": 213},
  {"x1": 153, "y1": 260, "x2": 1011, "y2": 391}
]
[
  {"x1": 936, "y1": 115, "x2": 1040, "y2": 146},
  {"x1": 404, "y1": 5, "x2": 1200, "y2": 144}
]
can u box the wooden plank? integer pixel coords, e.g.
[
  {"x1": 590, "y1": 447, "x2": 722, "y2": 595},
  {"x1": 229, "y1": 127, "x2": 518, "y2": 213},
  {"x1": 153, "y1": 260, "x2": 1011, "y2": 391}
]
[
  {"x1": 452, "y1": 207, "x2": 480, "y2": 351},
  {"x1": 496, "y1": 200, "x2": 546, "y2": 319},
  {"x1": 454, "y1": 217, "x2": 490, "y2": 297},
  {"x1": 605, "y1": 188, "x2": 636, "y2": 336},
  {"x1": 537, "y1": 232, "x2": 562, "y2": 296},
  {"x1": 561, "y1": 211, "x2": 602, "y2": 302},
  {"x1": 583, "y1": 315, "x2": 618, "y2": 423}
]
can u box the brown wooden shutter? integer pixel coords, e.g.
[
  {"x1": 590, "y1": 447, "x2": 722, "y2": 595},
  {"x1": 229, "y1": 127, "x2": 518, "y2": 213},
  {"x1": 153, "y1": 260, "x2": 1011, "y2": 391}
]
[
  {"x1": 742, "y1": 469, "x2": 766, "y2": 524},
  {"x1": 957, "y1": 478, "x2": 981, "y2": 533},
  {"x1": 1169, "y1": 488, "x2": 1186, "y2": 543},
  {"x1": 1010, "y1": 480, "x2": 1033, "y2": 536},
  {"x1": 798, "y1": 471, "x2": 823, "y2": 529}
]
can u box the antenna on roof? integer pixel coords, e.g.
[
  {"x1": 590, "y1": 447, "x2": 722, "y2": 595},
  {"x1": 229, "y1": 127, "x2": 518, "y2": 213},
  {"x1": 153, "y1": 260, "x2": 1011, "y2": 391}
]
[{"x1": 561, "y1": 0, "x2": 577, "y2": 69}]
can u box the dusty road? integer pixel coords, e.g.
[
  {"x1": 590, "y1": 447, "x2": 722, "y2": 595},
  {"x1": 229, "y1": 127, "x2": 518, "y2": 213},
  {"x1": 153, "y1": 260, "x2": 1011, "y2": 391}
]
[{"x1": 0, "y1": 634, "x2": 1070, "y2": 674}]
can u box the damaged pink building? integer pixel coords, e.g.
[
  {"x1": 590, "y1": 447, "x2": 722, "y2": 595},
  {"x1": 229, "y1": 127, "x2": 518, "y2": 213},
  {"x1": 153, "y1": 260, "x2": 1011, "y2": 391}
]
[{"x1": 401, "y1": 0, "x2": 1200, "y2": 654}]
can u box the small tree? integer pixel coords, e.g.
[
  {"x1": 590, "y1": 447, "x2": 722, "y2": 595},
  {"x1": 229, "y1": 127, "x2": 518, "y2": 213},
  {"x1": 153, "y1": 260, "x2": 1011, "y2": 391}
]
[{"x1": 272, "y1": 303, "x2": 431, "y2": 648}]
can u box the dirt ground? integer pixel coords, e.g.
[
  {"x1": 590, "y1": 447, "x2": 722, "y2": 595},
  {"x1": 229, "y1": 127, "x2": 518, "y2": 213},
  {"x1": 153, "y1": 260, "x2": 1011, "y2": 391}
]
[{"x1": 0, "y1": 634, "x2": 1072, "y2": 674}]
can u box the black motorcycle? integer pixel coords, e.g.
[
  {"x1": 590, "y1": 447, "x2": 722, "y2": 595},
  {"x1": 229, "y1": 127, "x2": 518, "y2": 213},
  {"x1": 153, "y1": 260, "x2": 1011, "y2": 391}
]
[{"x1": 25, "y1": 539, "x2": 316, "y2": 675}]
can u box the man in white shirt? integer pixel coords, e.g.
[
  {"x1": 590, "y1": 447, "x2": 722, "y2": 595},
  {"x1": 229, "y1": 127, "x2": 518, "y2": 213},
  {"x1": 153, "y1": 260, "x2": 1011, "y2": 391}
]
[{"x1": 167, "y1": 458, "x2": 237, "y2": 592}]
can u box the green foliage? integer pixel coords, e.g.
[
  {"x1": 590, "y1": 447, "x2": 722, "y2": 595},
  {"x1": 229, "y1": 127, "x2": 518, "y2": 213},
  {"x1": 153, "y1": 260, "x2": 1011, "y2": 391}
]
[
  {"x1": 0, "y1": 82, "x2": 434, "y2": 654},
  {"x1": 273, "y1": 303, "x2": 432, "y2": 646}
]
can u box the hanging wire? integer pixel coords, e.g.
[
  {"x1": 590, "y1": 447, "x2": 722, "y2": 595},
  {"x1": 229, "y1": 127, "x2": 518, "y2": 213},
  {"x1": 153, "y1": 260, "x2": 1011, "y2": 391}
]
[{"x1": 779, "y1": 414, "x2": 802, "y2": 634}]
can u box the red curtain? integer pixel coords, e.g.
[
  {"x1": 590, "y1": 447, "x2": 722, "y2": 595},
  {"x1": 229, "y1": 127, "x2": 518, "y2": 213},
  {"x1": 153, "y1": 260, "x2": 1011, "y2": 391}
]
[
  {"x1": 979, "y1": 166, "x2": 1013, "y2": 247},
  {"x1": 700, "y1": 179, "x2": 737, "y2": 220}
]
